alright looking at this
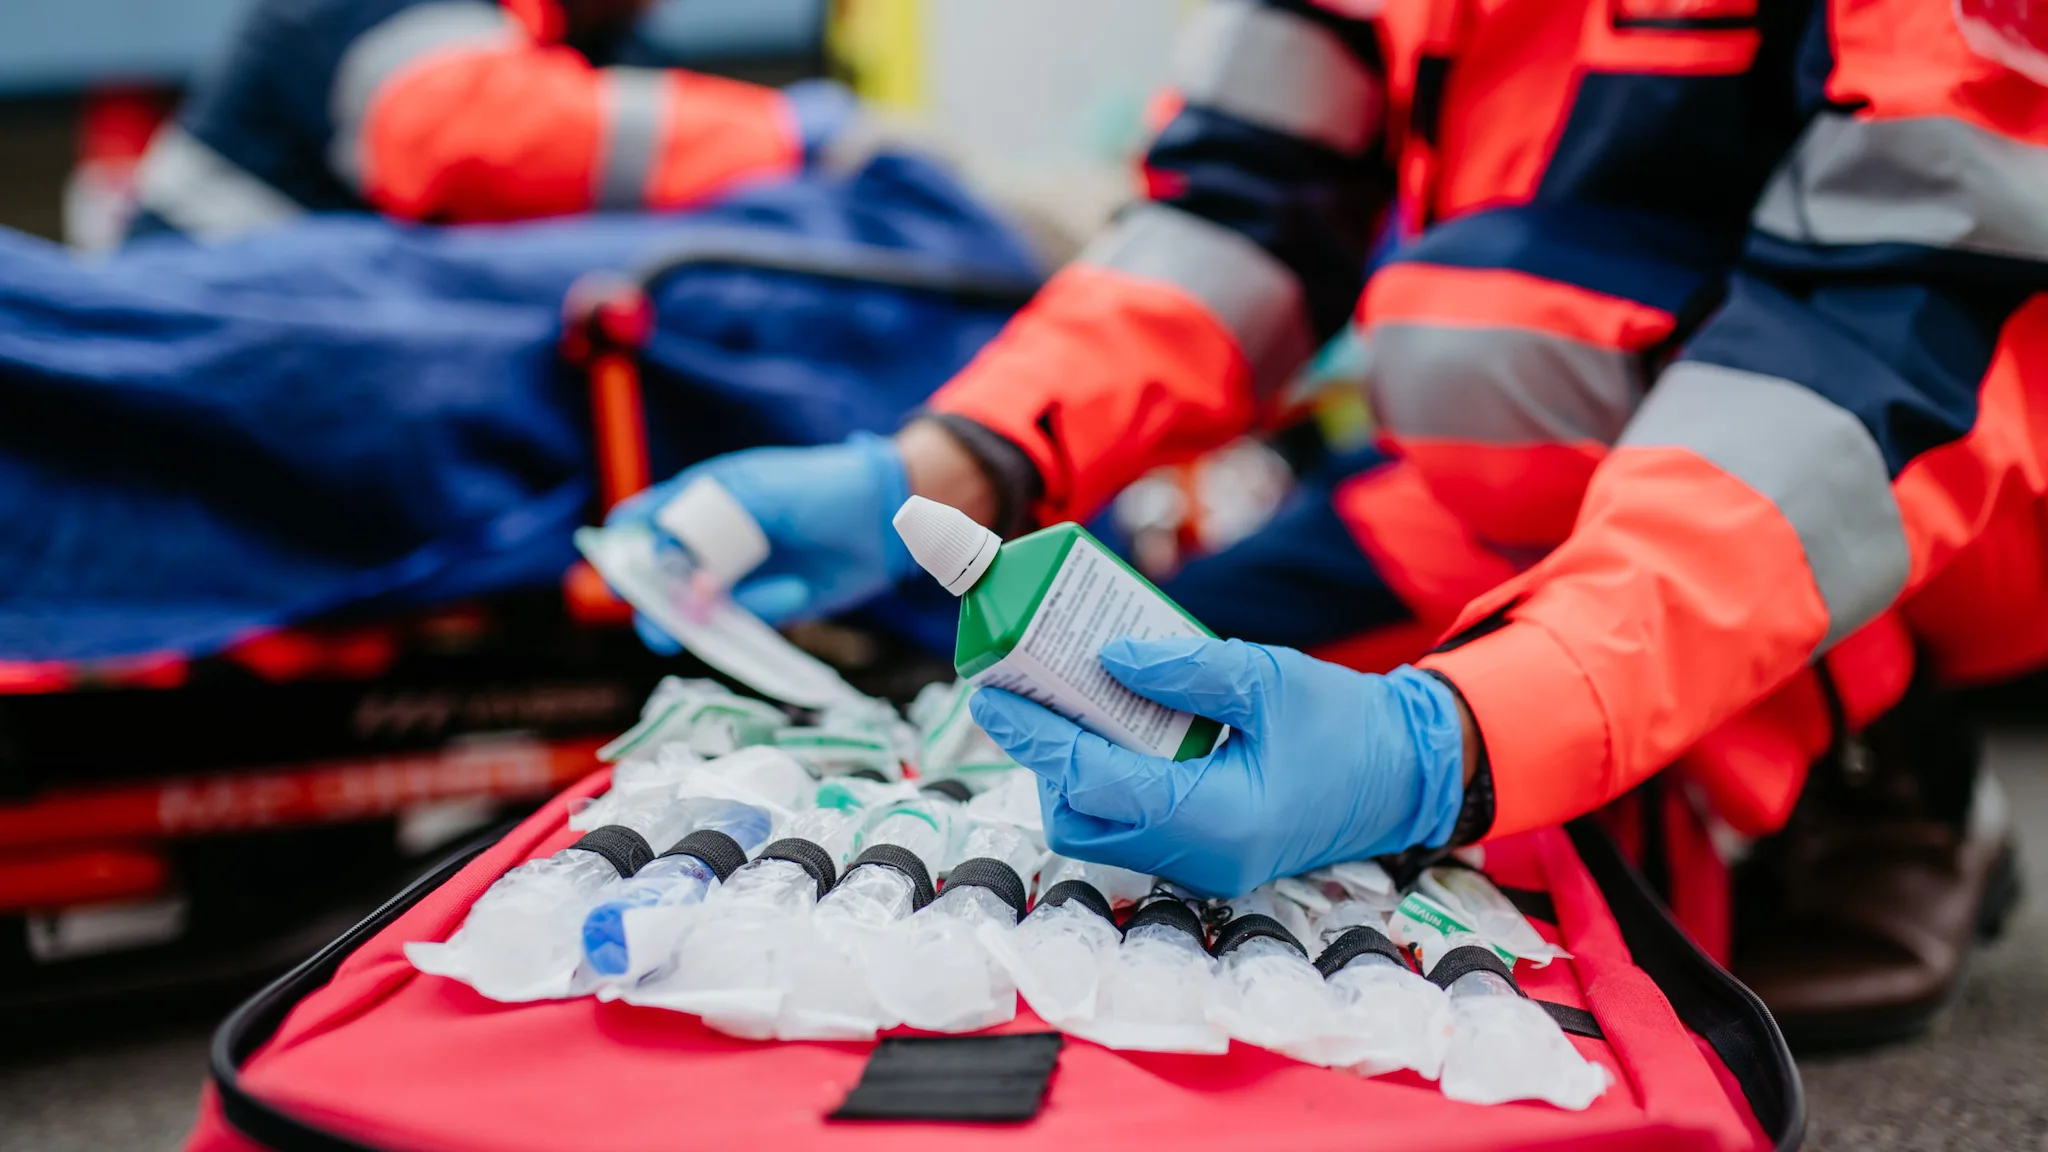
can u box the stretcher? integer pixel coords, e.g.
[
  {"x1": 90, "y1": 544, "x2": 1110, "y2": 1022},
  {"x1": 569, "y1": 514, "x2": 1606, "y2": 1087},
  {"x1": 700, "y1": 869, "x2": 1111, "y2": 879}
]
[{"x1": 0, "y1": 227, "x2": 1038, "y2": 1015}]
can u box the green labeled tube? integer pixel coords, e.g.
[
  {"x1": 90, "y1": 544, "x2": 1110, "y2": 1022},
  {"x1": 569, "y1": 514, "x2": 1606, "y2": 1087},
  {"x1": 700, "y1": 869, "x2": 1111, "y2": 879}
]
[{"x1": 892, "y1": 496, "x2": 1222, "y2": 762}]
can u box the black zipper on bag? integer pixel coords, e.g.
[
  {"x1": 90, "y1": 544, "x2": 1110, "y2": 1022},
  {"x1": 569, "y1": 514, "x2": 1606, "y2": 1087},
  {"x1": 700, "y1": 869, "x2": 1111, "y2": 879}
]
[
  {"x1": 1566, "y1": 818, "x2": 1807, "y2": 1152},
  {"x1": 210, "y1": 821, "x2": 515, "y2": 1152}
]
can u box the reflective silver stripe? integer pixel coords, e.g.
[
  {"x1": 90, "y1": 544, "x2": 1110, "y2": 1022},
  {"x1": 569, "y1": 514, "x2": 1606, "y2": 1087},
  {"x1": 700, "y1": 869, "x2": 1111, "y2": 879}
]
[
  {"x1": 594, "y1": 68, "x2": 670, "y2": 208},
  {"x1": 1081, "y1": 202, "x2": 1315, "y2": 398},
  {"x1": 328, "y1": 0, "x2": 514, "y2": 191},
  {"x1": 1620, "y1": 363, "x2": 1909, "y2": 651},
  {"x1": 133, "y1": 125, "x2": 304, "y2": 240},
  {"x1": 1172, "y1": 0, "x2": 1379, "y2": 155},
  {"x1": 1753, "y1": 111, "x2": 2048, "y2": 262},
  {"x1": 1368, "y1": 325, "x2": 1644, "y2": 444}
]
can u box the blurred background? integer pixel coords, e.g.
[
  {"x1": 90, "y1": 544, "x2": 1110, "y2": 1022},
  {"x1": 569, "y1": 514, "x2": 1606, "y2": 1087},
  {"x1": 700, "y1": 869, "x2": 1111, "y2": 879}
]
[
  {"x1": 0, "y1": 0, "x2": 1191, "y2": 246},
  {"x1": 0, "y1": 3, "x2": 2044, "y2": 1150}
]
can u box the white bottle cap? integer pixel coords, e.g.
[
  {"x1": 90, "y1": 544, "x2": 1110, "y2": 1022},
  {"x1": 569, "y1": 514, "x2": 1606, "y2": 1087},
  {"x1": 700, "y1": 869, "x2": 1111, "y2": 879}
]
[
  {"x1": 654, "y1": 477, "x2": 771, "y2": 590},
  {"x1": 892, "y1": 495, "x2": 999, "y2": 596}
]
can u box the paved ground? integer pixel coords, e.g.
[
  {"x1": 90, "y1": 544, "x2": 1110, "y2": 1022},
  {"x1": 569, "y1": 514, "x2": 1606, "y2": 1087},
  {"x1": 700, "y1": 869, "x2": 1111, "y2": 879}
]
[
  {"x1": 1799, "y1": 728, "x2": 2048, "y2": 1152},
  {"x1": 7, "y1": 733, "x2": 2048, "y2": 1152}
]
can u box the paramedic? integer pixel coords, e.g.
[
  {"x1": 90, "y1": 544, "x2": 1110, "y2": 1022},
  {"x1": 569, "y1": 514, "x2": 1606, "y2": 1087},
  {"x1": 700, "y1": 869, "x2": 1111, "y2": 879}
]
[
  {"x1": 624, "y1": 0, "x2": 2046, "y2": 1045},
  {"x1": 127, "y1": 0, "x2": 857, "y2": 240}
]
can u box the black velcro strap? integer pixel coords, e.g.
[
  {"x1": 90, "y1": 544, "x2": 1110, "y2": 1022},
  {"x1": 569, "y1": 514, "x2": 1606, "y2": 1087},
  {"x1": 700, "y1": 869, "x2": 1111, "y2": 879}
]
[
  {"x1": 1038, "y1": 880, "x2": 1115, "y2": 926},
  {"x1": 1537, "y1": 1001, "x2": 1605, "y2": 1039},
  {"x1": 847, "y1": 844, "x2": 936, "y2": 911},
  {"x1": 1314, "y1": 925, "x2": 1408, "y2": 978},
  {"x1": 755, "y1": 837, "x2": 837, "y2": 900},
  {"x1": 1425, "y1": 944, "x2": 1521, "y2": 993},
  {"x1": 919, "y1": 778, "x2": 974, "y2": 803},
  {"x1": 1497, "y1": 884, "x2": 1558, "y2": 925},
  {"x1": 942, "y1": 858, "x2": 1027, "y2": 922},
  {"x1": 570, "y1": 825, "x2": 653, "y2": 878},
  {"x1": 1210, "y1": 914, "x2": 1305, "y2": 958},
  {"x1": 830, "y1": 1033, "x2": 1063, "y2": 1123},
  {"x1": 1123, "y1": 898, "x2": 1204, "y2": 943},
  {"x1": 660, "y1": 829, "x2": 747, "y2": 881}
]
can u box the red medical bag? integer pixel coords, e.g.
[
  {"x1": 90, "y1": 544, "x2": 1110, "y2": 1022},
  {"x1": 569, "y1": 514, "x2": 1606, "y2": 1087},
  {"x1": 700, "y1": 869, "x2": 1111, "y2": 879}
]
[{"x1": 186, "y1": 768, "x2": 1803, "y2": 1152}]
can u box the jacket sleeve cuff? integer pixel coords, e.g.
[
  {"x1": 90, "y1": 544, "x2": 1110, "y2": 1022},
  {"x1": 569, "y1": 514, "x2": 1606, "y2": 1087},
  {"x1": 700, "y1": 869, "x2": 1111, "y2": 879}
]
[
  {"x1": 1418, "y1": 670, "x2": 1495, "y2": 848},
  {"x1": 912, "y1": 411, "x2": 1045, "y2": 539},
  {"x1": 1419, "y1": 620, "x2": 1613, "y2": 839}
]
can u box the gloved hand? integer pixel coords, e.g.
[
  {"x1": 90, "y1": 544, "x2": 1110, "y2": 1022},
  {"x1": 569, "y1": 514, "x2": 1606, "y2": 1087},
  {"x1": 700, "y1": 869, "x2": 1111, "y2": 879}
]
[
  {"x1": 607, "y1": 432, "x2": 912, "y2": 650},
  {"x1": 969, "y1": 636, "x2": 1467, "y2": 897}
]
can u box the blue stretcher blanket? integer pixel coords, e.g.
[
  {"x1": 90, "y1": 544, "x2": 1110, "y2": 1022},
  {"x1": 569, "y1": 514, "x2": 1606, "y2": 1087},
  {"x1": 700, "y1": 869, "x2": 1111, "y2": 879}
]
[{"x1": 0, "y1": 156, "x2": 1036, "y2": 663}]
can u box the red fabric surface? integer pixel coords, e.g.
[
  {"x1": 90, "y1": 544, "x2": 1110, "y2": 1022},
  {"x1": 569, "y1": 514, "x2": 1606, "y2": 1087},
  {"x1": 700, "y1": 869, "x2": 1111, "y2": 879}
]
[{"x1": 185, "y1": 775, "x2": 1770, "y2": 1152}]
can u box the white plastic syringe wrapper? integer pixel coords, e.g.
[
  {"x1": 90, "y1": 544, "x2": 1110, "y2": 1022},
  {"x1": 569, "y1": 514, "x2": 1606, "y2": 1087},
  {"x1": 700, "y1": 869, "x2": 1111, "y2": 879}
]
[
  {"x1": 575, "y1": 523, "x2": 863, "y2": 709},
  {"x1": 1389, "y1": 891, "x2": 1517, "y2": 974},
  {"x1": 893, "y1": 496, "x2": 998, "y2": 595},
  {"x1": 1418, "y1": 866, "x2": 1571, "y2": 967},
  {"x1": 653, "y1": 477, "x2": 771, "y2": 591}
]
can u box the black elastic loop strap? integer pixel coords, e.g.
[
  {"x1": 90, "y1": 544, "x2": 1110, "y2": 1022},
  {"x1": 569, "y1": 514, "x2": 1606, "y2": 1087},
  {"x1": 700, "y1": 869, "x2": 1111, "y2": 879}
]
[
  {"x1": 571, "y1": 825, "x2": 654, "y2": 878},
  {"x1": 755, "y1": 837, "x2": 837, "y2": 901},
  {"x1": 1538, "y1": 1001, "x2": 1606, "y2": 1040},
  {"x1": 1314, "y1": 925, "x2": 1408, "y2": 978},
  {"x1": 941, "y1": 857, "x2": 1027, "y2": 922},
  {"x1": 1425, "y1": 944, "x2": 1520, "y2": 993},
  {"x1": 830, "y1": 1033, "x2": 1064, "y2": 1123},
  {"x1": 660, "y1": 829, "x2": 746, "y2": 882},
  {"x1": 845, "y1": 767, "x2": 889, "y2": 783},
  {"x1": 1210, "y1": 913, "x2": 1306, "y2": 958},
  {"x1": 918, "y1": 778, "x2": 974, "y2": 803},
  {"x1": 1038, "y1": 880, "x2": 1115, "y2": 926},
  {"x1": 1123, "y1": 898, "x2": 1204, "y2": 943},
  {"x1": 1566, "y1": 819, "x2": 1805, "y2": 1151},
  {"x1": 847, "y1": 844, "x2": 936, "y2": 910}
]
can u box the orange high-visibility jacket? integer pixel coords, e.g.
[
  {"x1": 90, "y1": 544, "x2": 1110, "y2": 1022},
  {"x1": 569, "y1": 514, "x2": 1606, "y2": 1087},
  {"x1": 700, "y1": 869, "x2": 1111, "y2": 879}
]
[
  {"x1": 129, "y1": 0, "x2": 824, "y2": 239},
  {"x1": 930, "y1": 0, "x2": 2048, "y2": 841}
]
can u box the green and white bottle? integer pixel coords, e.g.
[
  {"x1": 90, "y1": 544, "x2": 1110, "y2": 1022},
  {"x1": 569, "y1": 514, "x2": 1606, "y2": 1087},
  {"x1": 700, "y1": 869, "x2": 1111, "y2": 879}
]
[{"x1": 892, "y1": 496, "x2": 1222, "y2": 762}]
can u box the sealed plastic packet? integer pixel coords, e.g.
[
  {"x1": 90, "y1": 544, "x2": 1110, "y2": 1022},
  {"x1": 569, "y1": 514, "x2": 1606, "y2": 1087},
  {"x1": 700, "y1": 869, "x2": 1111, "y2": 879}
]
[
  {"x1": 860, "y1": 822, "x2": 1040, "y2": 1033},
  {"x1": 981, "y1": 877, "x2": 1125, "y2": 1029},
  {"x1": 574, "y1": 522, "x2": 864, "y2": 710},
  {"x1": 1427, "y1": 945, "x2": 1610, "y2": 1110},
  {"x1": 1204, "y1": 889, "x2": 1353, "y2": 1065},
  {"x1": 1389, "y1": 890, "x2": 1518, "y2": 972},
  {"x1": 407, "y1": 791, "x2": 696, "y2": 1002},
  {"x1": 1064, "y1": 896, "x2": 1229, "y2": 1055},
  {"x1": 597, "y1": 677, "x2": 786, "y2": 764},
  {"x1": 909, "y1": 679, "x2": 1019, "y2": 787},
  {"x1": 572, "y1": 745, "x2": 815, "y2": 833},
  {"x1": 1308, "y1": 915, "x2": 1450, "y2": 1079},
  {"x1": 616, "y1": 838, "x2": 838, "y2": 1037},
  {"x1": 1418, "y1": 866, "x2": 1571, "y2": 966},
  {"x1": 772, "y1": 726, "x2": 902, "y2": 779},
  {"x1": 962, "y1": 768, "x2": 1046, "y2": 845},
  {"x1": 771, "y1": 842, "x2": 935, "y2": 1040}
]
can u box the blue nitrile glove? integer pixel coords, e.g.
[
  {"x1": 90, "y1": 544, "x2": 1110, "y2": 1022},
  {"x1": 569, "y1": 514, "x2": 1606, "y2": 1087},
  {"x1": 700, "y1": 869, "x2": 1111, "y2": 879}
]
[
  {"x1": 969, "y1": 636, "x2": 1467, "y2": 897},
  {"x1": 607, "y1": 432, "x2": 913, "y2": 651}
]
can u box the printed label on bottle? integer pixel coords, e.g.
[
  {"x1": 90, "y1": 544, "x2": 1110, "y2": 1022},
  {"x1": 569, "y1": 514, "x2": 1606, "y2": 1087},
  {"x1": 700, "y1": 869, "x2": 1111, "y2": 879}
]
[{"x1": 968, "y1": 538, "x2": 1205, "y2": 759}]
